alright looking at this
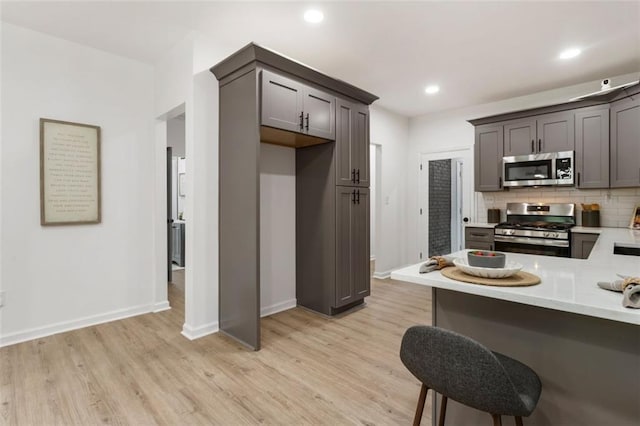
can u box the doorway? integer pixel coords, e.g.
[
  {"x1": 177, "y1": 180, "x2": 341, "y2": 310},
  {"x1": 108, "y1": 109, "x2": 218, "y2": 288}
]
[{"x1": 418, "y1": 149, "x2": 473, "y2": 259}]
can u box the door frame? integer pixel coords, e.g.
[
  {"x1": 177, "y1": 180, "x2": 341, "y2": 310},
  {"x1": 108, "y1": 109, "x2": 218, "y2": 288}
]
[{"x1": 418, "y1": 148, "x2": 474, "y2": 259}]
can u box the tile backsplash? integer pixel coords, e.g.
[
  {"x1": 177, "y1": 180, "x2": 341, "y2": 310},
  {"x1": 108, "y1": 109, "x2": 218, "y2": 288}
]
[{"x1": 476, "y1": 187, "x2": 640, "y2": 227}]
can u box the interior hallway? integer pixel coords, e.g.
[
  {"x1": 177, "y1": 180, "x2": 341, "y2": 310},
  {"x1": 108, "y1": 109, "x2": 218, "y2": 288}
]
[{"x1": 0, "y1": 269, "x2": 432, "y2": 424}]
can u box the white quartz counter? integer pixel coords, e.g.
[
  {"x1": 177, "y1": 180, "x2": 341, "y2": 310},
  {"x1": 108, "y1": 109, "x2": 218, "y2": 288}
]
[
  {"x1": 391, "y1": 228, "x2": 640, "y2": 325},
  {"x1": 464, "y1": 222, "x2": 496, "y2": 229}
]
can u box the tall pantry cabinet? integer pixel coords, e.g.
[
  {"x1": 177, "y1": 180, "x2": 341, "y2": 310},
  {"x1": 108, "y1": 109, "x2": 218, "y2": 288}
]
[{"x1": 211, "y1": 43, "x2": 378, "y2": 350}]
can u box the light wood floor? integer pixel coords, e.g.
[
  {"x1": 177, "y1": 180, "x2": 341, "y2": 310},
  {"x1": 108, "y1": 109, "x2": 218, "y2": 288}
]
[{"x1": 0, "y1": 268, "x2": 433, "y2": 425}]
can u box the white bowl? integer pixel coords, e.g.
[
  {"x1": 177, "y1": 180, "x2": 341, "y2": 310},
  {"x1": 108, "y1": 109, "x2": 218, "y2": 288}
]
[{"x1": 453, "y1": 258, "x2": 523, "y2": 279}]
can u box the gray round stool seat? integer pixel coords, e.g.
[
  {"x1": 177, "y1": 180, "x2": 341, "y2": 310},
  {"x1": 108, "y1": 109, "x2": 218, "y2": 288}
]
[{"x1": 400, "y1": 325, "x2": 541, "y2": 426}]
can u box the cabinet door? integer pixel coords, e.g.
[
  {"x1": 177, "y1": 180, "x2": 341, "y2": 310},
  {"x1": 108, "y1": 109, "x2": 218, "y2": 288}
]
[
  {"x1": 474, "y1": 124, "x2": 504, "y2": 191},
  {"x1": 537, "y1": 112, "x2": 574, "y2": 153},
  {"x1": 575, "y1": 107, "x2": 609, "y2": 189},
  {"x1": 610, "y1": 96, "x2": 640, "y2": 188},
  {"x1": 336, "y1": 99, "x2": 369, "y2": 187},
  {"x1": 571, "y1": 233, "x2": 598, "y2": 259},
  {"x1": 504, "y1": 119, "x2": 536, "y2": 156},
  {"x1": 351, "y1": 105, "x2": 370, "y2": 187},
  {"x1": 261, "y1": 70, "x2": 303, "y2": 133},
  {"x1": 303, "y1": 87, "x2": 335, "y2": 140},
  {"x1": 353, "y1": 189, "x2": 370, "y2": 299},
  {"x1": 335, "y1": 187, "x2": 355, "y2": 307}
]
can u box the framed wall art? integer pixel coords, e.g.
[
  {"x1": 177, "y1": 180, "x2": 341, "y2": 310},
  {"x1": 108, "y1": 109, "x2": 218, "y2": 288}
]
[
  {"x1": 40, "y1": 118, "x2": 101, "y2": 225},
  {"x1": 630, "y1": 204, "x2": 640, "y2": 230}
]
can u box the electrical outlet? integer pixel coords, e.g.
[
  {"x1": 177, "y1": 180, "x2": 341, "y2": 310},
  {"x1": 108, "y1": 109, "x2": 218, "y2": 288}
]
[{"x1": 0, "y1": 291, "x2": 5, "y2": 307}]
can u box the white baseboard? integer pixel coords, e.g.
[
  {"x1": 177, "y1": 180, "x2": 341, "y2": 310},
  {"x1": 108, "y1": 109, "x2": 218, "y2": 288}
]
[
  {"x1": 153, "y1": 301, "x2": 171, "y2": 313},
  {"x1": 373, "y1": 271, "x2": 391, "y2": 279},
  {"x1": 261, "y1": 298, "x2": 297, "y2": 317},
  {"x1": 181, "y1": 321, "x2": 219, "y2": 340},
  {"x1": 0, "y1": 303, "x2": 155, "y2": 348},
  {"x1": 370, "y1": 255, "x2": 376, "y2": 261}
]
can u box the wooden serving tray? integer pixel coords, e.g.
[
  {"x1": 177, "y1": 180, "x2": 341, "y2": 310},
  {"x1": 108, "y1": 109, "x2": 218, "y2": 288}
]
[{"x1": 441, "y1": 266, "x2": 541, "y2": 287}]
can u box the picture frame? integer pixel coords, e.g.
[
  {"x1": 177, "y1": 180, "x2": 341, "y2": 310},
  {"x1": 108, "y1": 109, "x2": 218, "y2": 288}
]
[
  {"x1": 630, "y1": 204, "x2": 640, "y2": 230},
  {"x1": 40, "y1": 118, "x2": 101, "y2": 225}
]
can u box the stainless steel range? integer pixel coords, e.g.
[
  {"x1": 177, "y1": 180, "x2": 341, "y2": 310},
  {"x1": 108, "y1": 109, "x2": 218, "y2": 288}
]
[{"x1": 494, "y1": 203, "x2": 576, "y2": 257}]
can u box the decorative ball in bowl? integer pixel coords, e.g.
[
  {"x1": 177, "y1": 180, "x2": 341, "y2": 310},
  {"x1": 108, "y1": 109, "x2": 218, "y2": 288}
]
[{"x1": 467, "y1": 250, "x2": 506, "y2": 268}]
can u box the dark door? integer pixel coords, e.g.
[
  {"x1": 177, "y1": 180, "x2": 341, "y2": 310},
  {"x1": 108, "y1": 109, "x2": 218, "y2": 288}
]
[
  {"x1": 474, "y1": 124, "x2": 504, "y2": 191},
  {"x1": 261, "y1": 69, "x2": 303, "y2": 133},
  {"x1": 610, "y1": 96, "x2": 640, "y2": 188},
  {"x1": 336, "y1": 99, "x2": 355, "y2": 186},
  {"x1": 351, "y1": 105, "x2": 370, "y2": 188},
  {"x1": 575, "y1": 107, "x2": 609, "y2": 189},
  {"x1": 353, "y1": 189, "x2": 370, "y2": 299},
  {"x1": 166, "y1": 147, "x2": 173, "y2": 283},
  {"x1": 303, "y1": 87, "x2": 335, "y2": 140},
  {"x1": 335, "y1": 100, "x2": 370, "y2": 187},
  {"x1": 335, "y1": 187, "x2": 370, "y2": 308},
  {"x1": 428, "y1": 160, "x2": 452, "y2": 256},
  {"x1": 335, "y1": 187, "x2": 354, "y2": 307},
  {"x1": 537, "y1": 112, "x2": 574, "y2": 153},
  {"x1": 504, "y1": 119, "x2": 536, "y2": 156}
]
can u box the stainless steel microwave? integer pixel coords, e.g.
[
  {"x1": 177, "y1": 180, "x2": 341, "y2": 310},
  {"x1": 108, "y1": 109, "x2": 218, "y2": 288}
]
[{"x1": 502, "y1": 151, "x2": 574, "y2": 187}]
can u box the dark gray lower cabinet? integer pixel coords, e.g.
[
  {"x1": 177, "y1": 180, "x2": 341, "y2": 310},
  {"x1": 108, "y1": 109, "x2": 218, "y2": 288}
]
[
  {"x1": 571, "y1": 232, "x2": 598, "y2": 259},
  {"x1": 464, "y1": 227, "x2": 494, "y2": 251},
  {"x1": 335, "y1": 187, "x2": 370, "y2": 308},
  {"x1": 296, "y1": 145, "x2": 370, "y2": 316}
]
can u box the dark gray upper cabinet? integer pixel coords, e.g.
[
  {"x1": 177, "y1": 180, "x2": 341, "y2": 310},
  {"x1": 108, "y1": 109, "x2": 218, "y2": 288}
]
[
  {"x1": 503, "y1": 112, "x2": 574, "y2": 156},
  {"x1": 575, "y1": 106, "x2": 610, "y2": 189},
  {"x1": 261, "y1": 70, "x2": 304, "y2": 133},
  {"x1": 336, "y1": 99, "x2": 369, "y2": 187},
  {"x1": 610, "y1": 95, "x2": 640, "y2": 188},
  {"x1": 474, "y1": 124, "x2": 504, "y2": 191},
  {"x1": 537, "y1": 112, "x2": 574, "y2": 153},
  {"x1": 261, "y1": 69, "x2": 335, "y2": 140},
  {"x1": 504, "y1": 119, "x2": 536, "y2": 156},
  {"x1": 335, "y1": 187, "x2": 370, "y2": 308},
  {"x1": 303, "y1": 87, "x2": 335, "y2": 140}
]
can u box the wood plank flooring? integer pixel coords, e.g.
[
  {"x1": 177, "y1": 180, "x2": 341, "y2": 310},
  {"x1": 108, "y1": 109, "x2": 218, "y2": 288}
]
[{"x1": 0, "y1": 269, "x2": 432, "y2": 425}]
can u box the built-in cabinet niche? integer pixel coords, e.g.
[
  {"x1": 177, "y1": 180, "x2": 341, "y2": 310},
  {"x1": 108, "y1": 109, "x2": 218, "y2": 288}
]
[{"x1": 211, "y1": 43, "x2": 378, "y2": 350}]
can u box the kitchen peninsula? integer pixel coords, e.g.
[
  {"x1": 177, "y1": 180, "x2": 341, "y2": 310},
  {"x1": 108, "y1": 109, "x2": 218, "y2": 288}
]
[{"x1": 391, "y1": 228, "x2": 640, "y2": 425}]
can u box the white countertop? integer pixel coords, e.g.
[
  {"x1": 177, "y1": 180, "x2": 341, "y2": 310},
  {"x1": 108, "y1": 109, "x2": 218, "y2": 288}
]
[
  {"x1": 465, "y1": 222, "x2": 497, "y2": 229},
  {"x1": 391, "y1": 228, "x2": 640, "y2": 325}
]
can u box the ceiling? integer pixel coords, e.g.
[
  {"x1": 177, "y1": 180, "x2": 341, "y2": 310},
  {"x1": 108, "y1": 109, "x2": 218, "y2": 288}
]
[{"x1": 2, "y1": 1, "x2": 639, "y2": 117}]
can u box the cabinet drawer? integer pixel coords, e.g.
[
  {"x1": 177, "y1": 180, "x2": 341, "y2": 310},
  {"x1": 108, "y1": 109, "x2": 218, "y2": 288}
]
[{"x1": 465, "y1": 227, "x2": 494, "y2": 243}]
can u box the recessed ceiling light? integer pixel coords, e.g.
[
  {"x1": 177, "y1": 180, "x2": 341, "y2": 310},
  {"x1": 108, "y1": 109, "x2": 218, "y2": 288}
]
[
  {"x1": 304, "y1": 9, "x2": 324, "y2": 23},
  {"x1": 425, "y1": 85, "x2": 440, "y2": 95},
  {"x1": 559, "y1": 48, "x2": 581, "y2": 60}
]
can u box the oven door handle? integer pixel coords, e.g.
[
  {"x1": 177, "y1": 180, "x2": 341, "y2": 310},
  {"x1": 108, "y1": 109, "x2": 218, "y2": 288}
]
[{"x1": 494, "y1": 235, "x2": 570, "y2": 248}]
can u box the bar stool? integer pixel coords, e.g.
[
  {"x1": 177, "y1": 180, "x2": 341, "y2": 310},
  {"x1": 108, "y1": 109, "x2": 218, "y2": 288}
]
[{"x1": 400, "y1": 326, "x2": 541, "y2": 426}]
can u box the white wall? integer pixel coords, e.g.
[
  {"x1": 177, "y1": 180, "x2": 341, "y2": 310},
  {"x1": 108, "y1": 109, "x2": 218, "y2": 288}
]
[
  {"x1": 369, "y1": 145, "x2": 376, "y2": 259},
  {"x1": 407, "y1": 72, "x2": 640, "y2": 261},
  {"x1": 181, "y1": 69, "x2": 219, "y2": 339},
  {"x1": 370, "y1": 105, "x2": 410, "y2": 277},
  {"x1": 0, "y1": 23, "x2": 158, "y2": 346},
  {"x1": 260, "y1": 144, "x2": 297, "y2": 316}
]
